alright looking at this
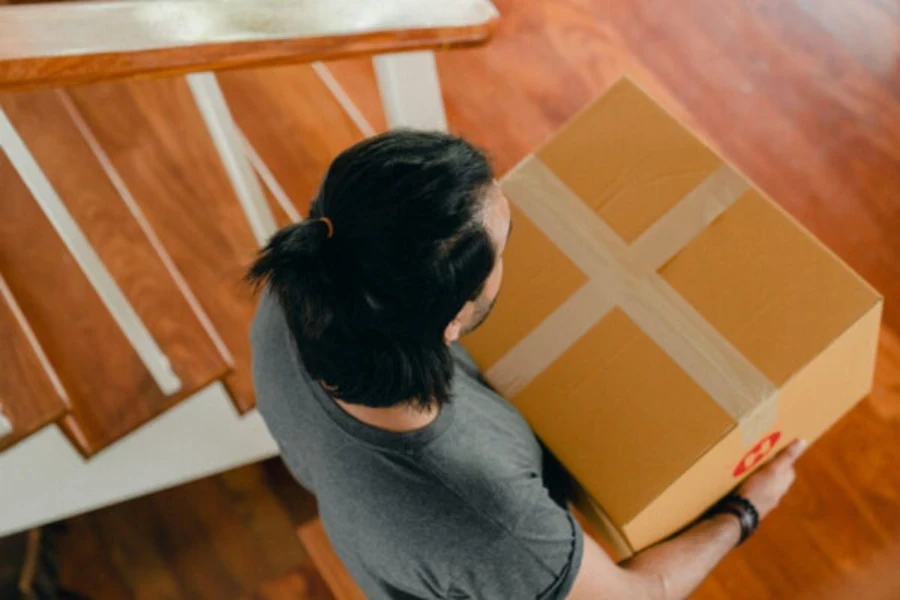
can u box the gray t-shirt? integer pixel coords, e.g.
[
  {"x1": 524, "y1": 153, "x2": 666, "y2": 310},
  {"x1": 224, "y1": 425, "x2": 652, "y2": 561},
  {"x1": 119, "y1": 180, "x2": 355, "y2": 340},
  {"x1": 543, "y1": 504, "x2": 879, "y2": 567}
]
[{"x1": 251, "y1": 290, "x2": 584, "y2": 599}]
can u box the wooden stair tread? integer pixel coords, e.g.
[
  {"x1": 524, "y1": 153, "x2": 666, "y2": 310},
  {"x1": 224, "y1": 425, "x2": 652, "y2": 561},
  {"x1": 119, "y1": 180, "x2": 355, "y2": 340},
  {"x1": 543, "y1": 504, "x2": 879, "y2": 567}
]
[
  {"x1": 297, "y1": 519, "x2": 366, "y2": 600},
  {"x1": 0, "y1": 154, "x2": 164, "y2": 454},
  {"x1": 244, "y1": 564, "x2": 335, "y2": 600},
  {"x1": 66, "y1": 77, "x2": 265, "y2": 412},
  {"x1": 216, "y1": 64, "x2": 366, "y2": 218},
  {"x1": 0, "y1": 91, "x2": 230, "y2": 455},
  {"x1": 0, "y1": 273, "x2": 69, "y2": 452},
  {"x1": 0, "y1": 0, "x2": 499, "y2": 91}
]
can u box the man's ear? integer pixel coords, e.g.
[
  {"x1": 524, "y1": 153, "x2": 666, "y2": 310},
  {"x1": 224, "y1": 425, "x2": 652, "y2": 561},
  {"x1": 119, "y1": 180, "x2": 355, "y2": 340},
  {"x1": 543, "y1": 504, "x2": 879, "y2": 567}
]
[
  {"x1": 444, "y1": 317, "x2": 463, "y2": 344},
  {"x1": 444, "y1": 301, "x2": 471, "y2": 344}
]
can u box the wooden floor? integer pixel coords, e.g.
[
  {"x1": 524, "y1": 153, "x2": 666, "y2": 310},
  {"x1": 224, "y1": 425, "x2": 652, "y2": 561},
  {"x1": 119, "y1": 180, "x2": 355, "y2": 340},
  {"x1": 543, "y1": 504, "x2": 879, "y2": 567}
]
[
  {"x1": 38, "y1": 0, "x2": 900, "y2": 597},
  {"x1": 55, "y1": 459, "x2": 327, "y2": 600}
]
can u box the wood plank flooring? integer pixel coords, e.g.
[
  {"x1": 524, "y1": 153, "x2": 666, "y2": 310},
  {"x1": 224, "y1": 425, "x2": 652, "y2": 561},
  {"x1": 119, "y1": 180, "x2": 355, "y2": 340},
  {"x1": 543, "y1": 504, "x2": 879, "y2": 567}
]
[{"x1": 56, "y1": 461, "x2": 330, "y2": 600}]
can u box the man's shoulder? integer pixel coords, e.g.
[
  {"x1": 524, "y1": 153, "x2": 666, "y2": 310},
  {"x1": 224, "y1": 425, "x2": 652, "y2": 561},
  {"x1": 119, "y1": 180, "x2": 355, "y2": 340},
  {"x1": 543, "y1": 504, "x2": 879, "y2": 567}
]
[
  {"x1": 416, "y1": 442, "x2": 551, "y2": 536},
  {"x1": 250, "y1": 287, "x2": 283, "y2": 348}
]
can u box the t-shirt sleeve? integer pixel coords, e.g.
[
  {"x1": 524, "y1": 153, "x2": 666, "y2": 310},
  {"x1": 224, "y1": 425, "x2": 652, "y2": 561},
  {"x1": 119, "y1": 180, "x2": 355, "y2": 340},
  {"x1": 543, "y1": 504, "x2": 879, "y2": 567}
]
[{"x1": 448, "y1": 495, "x2": 584, "y2": 599}]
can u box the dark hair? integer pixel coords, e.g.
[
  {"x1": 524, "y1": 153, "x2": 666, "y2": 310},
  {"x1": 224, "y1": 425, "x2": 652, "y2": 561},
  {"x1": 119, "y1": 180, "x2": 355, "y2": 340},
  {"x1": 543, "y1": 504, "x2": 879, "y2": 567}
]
[{"x1": 247, "y1": 130, "x2": 496, "y2": 409}]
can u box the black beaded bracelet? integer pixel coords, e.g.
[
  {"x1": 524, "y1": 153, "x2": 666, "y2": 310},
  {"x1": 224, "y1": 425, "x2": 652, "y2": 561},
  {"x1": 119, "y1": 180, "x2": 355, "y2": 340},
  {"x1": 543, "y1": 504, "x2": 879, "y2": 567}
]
[{"x1": 708, "y1": 494, "x2": 760, "y2": 545}]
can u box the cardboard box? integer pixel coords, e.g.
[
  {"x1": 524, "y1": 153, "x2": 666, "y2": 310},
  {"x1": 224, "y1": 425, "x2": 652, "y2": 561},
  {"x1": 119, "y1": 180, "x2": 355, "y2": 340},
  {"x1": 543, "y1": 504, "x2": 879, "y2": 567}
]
[{"x1": 462, "y1": 78, "x2": 883, "y2": 557}]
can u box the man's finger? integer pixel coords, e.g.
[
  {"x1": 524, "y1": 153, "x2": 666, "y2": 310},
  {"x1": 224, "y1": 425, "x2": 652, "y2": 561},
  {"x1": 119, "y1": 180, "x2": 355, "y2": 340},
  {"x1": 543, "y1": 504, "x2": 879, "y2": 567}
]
[{"x1": 778, "y1": 439, "x2": 808, "y2": 465}]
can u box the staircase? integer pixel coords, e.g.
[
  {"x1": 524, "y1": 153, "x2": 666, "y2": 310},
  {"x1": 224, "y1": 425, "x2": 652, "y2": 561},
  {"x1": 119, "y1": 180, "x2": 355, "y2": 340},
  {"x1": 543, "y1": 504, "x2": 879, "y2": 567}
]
[
  {"x1": 0, "y1": 271, "x2": 68, "y2": 452},
  {"x1": 0, "y1": 0, "x2": 498, "y2": 545}
]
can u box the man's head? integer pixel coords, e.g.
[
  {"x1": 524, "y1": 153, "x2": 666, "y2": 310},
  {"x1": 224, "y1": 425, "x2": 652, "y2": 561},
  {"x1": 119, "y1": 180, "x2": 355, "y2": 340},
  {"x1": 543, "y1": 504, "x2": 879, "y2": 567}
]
[
  {"x1": 443, "y1": 182, "x2": 511, "y2": 341},
  {"x1": 248, "y1": 130, "x2": 511, "y2": 410}
]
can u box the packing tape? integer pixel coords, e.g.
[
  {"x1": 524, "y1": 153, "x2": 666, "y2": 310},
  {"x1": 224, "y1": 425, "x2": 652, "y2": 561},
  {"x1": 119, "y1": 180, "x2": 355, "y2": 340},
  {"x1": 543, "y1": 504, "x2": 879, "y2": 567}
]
[{"x1": 489, "y1": 158, "x2": 778, "y2": 446}]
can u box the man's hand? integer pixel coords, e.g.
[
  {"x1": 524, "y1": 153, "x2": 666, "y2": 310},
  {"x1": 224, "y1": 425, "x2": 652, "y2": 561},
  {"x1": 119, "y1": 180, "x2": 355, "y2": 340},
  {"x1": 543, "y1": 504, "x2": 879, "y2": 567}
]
[
  {"x1": 738, "y1": 439, "x2": 808, "y2": 519},
  {"x1": 568, "y1": 439, "x2": 809, "y2": 599}
]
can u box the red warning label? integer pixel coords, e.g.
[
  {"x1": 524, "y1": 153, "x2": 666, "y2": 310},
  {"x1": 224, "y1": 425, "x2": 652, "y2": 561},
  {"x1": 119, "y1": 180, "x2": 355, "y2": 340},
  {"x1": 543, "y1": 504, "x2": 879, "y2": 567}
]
[{"x1": 732, "y1": 431, "x2": 782, "y2": 477}]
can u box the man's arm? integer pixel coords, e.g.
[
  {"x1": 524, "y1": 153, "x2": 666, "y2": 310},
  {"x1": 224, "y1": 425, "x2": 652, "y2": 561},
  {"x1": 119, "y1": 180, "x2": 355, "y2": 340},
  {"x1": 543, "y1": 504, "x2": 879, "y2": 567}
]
[{"x1": 567, "y1": 440, "x2": 807, "y2": 600}]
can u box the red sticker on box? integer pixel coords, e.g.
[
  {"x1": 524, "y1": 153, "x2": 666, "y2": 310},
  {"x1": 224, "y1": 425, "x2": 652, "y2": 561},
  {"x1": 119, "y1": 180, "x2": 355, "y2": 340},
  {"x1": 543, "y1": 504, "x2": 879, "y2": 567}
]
[{"x1": 732, "y1": 431, "x2": 782, "y2": 477}]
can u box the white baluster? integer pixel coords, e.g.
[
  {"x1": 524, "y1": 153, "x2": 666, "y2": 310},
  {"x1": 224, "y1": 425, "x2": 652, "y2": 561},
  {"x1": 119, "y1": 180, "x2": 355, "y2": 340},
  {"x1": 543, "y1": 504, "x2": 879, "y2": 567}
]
[
  {"x1": 373, "y1": 51, "x2": 448, "y2": 131},
  {"x1": 186, "y1": 72, "x2": 277, "y2": 246}
]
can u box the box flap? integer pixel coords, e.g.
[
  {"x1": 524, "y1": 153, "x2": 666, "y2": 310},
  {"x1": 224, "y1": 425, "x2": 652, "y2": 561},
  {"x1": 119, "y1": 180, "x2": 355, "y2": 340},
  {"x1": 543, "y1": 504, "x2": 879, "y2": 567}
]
[
  {"x1": 513, "y1": 308, "x2": 734, "y2": 524},
  {"x1": 660, "y1": 189, "x2": 881, "y2": 387},
  {"x1": 537, "y1": 78, "x2": 721, "y2": 243}
]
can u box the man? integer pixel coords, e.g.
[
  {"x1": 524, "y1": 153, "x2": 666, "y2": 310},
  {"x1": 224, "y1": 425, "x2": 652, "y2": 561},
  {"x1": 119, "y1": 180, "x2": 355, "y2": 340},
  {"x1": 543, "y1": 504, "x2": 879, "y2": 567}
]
[{"x1": 249, "y1": 130, "x2": 805, "y2": 599}]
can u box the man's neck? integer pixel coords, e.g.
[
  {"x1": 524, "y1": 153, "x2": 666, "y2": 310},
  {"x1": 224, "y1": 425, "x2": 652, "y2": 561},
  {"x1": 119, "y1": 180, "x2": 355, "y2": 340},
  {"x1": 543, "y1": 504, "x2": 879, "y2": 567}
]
[{"x1": 332, "y1": 396, "x2": 440, "y2": 434}]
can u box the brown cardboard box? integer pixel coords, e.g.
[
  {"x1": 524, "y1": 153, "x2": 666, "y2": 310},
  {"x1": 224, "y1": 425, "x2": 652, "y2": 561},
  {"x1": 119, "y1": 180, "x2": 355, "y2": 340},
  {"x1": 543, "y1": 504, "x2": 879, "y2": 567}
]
[{"x1": 462, "y1": 78, "x2": 883, "y2": 557}]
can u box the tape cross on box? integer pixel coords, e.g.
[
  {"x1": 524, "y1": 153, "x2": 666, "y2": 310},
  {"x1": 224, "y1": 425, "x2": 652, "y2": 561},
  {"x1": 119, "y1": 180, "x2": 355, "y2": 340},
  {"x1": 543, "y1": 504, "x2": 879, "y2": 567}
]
[{"x1": 489, "y1": 158, "x2": 779, "y2": 446}]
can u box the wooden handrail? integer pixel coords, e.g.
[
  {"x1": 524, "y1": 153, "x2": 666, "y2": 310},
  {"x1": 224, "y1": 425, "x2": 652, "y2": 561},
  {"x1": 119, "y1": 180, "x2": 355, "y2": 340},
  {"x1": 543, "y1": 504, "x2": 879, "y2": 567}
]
[{"x1": 0, "y1": 0, "x2": 499, "y2": 91}]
